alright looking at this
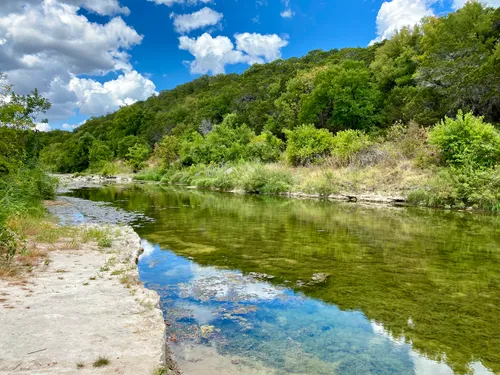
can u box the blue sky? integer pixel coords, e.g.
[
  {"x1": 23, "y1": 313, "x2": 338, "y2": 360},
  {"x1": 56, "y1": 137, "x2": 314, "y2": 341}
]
[{"x1": 0, "y1": 0, "x2": 493, "y2": 131}]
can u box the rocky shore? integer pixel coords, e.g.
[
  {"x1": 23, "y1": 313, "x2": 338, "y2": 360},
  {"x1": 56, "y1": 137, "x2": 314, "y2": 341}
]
[{"x1": 0, "y1": 225, "x2": 170, "y2": 375}]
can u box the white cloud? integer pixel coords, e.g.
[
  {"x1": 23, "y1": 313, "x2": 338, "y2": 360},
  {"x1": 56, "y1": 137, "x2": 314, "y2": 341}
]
[
  {"x1": 179, "y1": 32, "x2": 288, "y2": 75},
  {"x1": 452, "y1": 0, "x2": 500, "y2": 9},
  {"x1": 179, "y1": 33, "x2": 247, "y2": 75},
  {"x1": 0, "y1": 0, "x2": 130, "y2": 16},
  {"x1": 69, "y1": 70, "x2": 157, "y2": 116},
  {"x1": 0, "y1": 0, "x2": 156, "y2": 121},
  {"x1": 280, "y1": 0, "x2": 294, "y2": 18},
  {"x1": 370, "y1": 0, "x2": 436, "y2": 45},
  {"x1": 147, "y1": 0, "x2": 212, "y2": 6},
  {"x1": 171, "y1": 7, "x2": 223, "y2": 34},
  {"x1": 235, "y1": 32, "x2": 288, "y2": 63},
  {"x1": 36, "y1": 122, "x2": 52, "y2": 132}
]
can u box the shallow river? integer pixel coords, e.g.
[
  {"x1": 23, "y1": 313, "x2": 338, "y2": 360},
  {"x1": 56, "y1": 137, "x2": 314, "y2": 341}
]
[{"x1": 65, "y1": 184, "x2": 500, "y2": 375}]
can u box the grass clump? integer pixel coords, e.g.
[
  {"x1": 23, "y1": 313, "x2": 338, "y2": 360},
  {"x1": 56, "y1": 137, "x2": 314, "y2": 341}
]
[{"x1": 93, "y1": 357, "x2": 110, "y2": 367}]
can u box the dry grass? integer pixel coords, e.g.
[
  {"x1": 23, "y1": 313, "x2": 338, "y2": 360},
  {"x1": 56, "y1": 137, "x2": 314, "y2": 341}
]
[{"x1": 1, "y1": 217, "x2": 117, "y2": 280}]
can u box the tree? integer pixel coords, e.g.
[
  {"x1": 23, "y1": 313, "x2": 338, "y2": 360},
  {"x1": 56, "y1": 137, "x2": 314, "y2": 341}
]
[
  {"x1": 89, "y1": 141, "x2": 114, "y2": 170},
  {"x1": 417, "y1": 2, "x2": 500, "y2": 122},
  {"x1": 299, "y1": 61, "x2": 381, "y2": 131},
  {"x1": 126, "y1": 144, "x2": 151, "y2": 172},
  {"x1": 154, "y1": 135, "x2": 180, "y2": 167}
]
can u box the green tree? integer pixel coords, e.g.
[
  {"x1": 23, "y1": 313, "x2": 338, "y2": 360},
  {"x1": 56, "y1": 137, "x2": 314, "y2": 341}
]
[
  {"x1": 417, "y1": 2, "x2": 500, "y2": 122},
  {"x1": 89, "y1": 141, "x2": 114, "y2": 170},
  {"x1": 126, "y1": 143, "x2": 151, "y2": 172},
  {"x1": 154, "y1": 135, "x2": 180, "y2": 167},
  {"x1": 299, "y1": 61, "x2": 381, "y2": 131}
]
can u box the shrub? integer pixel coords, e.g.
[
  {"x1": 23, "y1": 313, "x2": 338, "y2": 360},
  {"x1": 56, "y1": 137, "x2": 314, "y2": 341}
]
[
  {"x1": 407, "y1": 166, "x2": 500, "y2": 211},
  {"x1": 246, "y1": 132, "x2": 284, "y2": 163},
  {"x1": 331, "y1": 129, "x2": 371, "y2": 163},
  {"x1": 428, "y1": 111, "x2": 500, "y2": 168},
  {"x1": 284, "y1": 125, "x2": 335, "y2": 166},
  {"x1": 240, "y1": 164, "x2": 293, "y2": 194}
]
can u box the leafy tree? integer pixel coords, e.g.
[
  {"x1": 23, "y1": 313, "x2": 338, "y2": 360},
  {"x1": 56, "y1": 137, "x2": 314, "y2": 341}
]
[
  {"x1": 126, "y1": 143, "x2": 151, "y2": 172},
  {"x1": 113, "y1": 105, "x2": 144, "y2": 136},
  {"x1": 89, "y1": 141, "x2": 114, "y2": 170},
  {"x1": 154, "y1": 135, "x2": 180, "y2": 167},
  {"x1": 284, "y1": 124, "x2": 335, "y2": 166},
  {"x1": 418, "y1": 2, "x2": 500, "y2": 122},
  {"x1": 117, "y1": 135, "x2": 146, "y2": 159},
  {"x1": 299, "y1": 61, "x2": 382, "y2": 131}
]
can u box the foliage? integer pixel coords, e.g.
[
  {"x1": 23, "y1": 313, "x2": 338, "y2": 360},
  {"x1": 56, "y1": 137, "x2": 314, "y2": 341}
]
[
  {"x1": 331, "y1": 129, "x2": 371, "y2": 162},
  {"x1": 126, "y1": 143, "x2": 151, "y2": 172},
  {"x1": 299, "y1": 60, "x2": 382, "y2": 131},
  {"x1": 89, "y1": 141, "x2": 114, "y2": 171},
  {"x1": 154, "y1": 135, "x2": 180, "y2": 167},
  {"x1": 284, "y1": 125, "x2": 335, "y2": 166},
  {"x1": 246, "y1": 132, "x2": 284, "y2": 163},
  {"x1": 428, "y1": 111, "x2": 500, "y2": 168},
  {"x1": 408, "y1": 166, "x2": 500, "y2": 211}
]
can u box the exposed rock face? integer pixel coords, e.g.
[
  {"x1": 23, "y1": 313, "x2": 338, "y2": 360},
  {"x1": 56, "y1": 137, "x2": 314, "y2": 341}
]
[{"x1": 0, "y1": 225, "x2": 168, "y2": 375}]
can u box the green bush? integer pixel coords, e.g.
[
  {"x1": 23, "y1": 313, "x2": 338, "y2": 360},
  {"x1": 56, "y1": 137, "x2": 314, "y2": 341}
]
[
  {"x1": 331, "y1": 129, "x2": 371, "y2": 162},
  {"x1": 246, "y1": 132, "x2": 284, "y2": 163},
  {"x1": 240, "y1": 164, "x2": 293, "y2": 194},
  {"x1": 154, "y1": 135, "x2": 180, "y2": 167},
  {"x1": 284, "y1": 125, "x2": 335, "y2": 166},
  {"x1": 428, "y1": 111, "x2": 500, "y2": 168},
  {"x1": 407, "y1": 166, "x2": 500, "y2": 211}
]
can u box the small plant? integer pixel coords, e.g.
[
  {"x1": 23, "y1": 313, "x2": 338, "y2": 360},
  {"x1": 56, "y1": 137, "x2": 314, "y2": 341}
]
[
  {"x1": 93, "y1": 357, "x2": 110, "y2": 368},
  {"x1": 97, "y1": 237, "x2": 112, "y2": 248},
  {"x1": 76, "y1": 362, "x2": 85, "y2": 369}
]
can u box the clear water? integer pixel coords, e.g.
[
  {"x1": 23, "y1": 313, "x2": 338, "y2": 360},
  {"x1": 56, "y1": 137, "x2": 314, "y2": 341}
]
[{"x1": 66, "y1": 184, "x2": 500, "y2": 375}]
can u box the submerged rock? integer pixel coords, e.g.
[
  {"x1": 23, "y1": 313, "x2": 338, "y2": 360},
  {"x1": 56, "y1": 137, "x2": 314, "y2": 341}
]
[
  {"x1": 310, "y1": 273, "x2": 331, "y2": 284},
  {"x1": 248, "y1": 272, "x2": 275, "y2": 280}
]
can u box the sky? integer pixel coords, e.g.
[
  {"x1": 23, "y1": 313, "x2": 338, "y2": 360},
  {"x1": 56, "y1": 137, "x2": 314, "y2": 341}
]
[{"x1": 0, "y1": 0, "x2": 499, "y2": 131}]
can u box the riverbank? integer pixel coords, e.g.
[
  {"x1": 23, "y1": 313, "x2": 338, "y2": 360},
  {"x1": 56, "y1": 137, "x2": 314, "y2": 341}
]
[{"x1": 0, "y1": 222, "x2": 171, "y2": 375}]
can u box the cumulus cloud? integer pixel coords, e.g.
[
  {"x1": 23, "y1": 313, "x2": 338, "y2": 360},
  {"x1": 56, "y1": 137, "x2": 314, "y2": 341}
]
[
  {"x1": 69, "y1": 70, "x2": 157, "y2": 116},
  {"x1": 235, "y1": 33, "x2": 288, "y2": 63},
  {"x1": 171, "y1": 7, "x2": 223, "y2": 34},
  {"x1": 179, "y1": 33, "x2": 247, "y2": 75},
  {"x1": 370, "y1": 0, "x2": 436, "y2": 45},
  {"x1": 36, "y1": 122, "x2": 52, "y2": 132},
  {"x1": 147, "y1": 0, "x2": 212, "y2": 6},
  {"x1": 0, "y1": 0, "x2": 156, "y2": 121},
  {"x1": 0, "y1": 0, "x2": 130, "y2": 16},
  {"x1": 179, "y1": 32, "x2": 288, "y2": 75},
  {"x1": 452, "y1": 0, "x2": 500, "y2": 8}
]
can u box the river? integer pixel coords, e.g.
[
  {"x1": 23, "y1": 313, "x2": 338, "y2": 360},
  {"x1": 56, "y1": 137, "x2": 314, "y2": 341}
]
[{"x1": 64, "y1": 183, "x2": 500, "y2": 375}]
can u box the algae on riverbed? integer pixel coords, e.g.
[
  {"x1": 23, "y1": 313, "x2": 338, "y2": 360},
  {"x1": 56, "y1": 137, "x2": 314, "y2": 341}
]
[{"x1": 68, "y1": 184, "x2": 500, "y2": 375}]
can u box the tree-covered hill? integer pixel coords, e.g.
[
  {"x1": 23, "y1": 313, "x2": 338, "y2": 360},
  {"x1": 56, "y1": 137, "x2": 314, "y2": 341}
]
[{"x1": 38, "y1": 2, "x2": 500, "y2": 211}]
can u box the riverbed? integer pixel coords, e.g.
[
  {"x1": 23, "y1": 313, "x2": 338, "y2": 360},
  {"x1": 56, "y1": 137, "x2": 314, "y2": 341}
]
[{"x1": 61, "y1": 183, "x2": 500, "y2": 375}]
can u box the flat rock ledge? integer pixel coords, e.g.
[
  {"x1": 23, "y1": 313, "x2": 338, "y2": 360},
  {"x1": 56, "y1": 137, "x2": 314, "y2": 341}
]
[{"x1": 0, "y1": 225, "x2": 167, "y2": 375}]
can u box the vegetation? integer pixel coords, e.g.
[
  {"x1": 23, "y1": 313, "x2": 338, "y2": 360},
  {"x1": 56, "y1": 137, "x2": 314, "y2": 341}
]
[
  {"x1": 93, "y1": 357, "x2": 110, "y2": 367},
  {"x1": 34, "y1": 3, "x2": 500, "y2": 210},
  {"x1": 0, "y1": 74, "x2": 58, "y2": 268}
]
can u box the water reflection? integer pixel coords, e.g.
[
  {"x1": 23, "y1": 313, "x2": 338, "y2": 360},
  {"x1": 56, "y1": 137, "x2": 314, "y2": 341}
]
[{"x1": 67, "y1": 185, "x2": 500, "y2": 375}]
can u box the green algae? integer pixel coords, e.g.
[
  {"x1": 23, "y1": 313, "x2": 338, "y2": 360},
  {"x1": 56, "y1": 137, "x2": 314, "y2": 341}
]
[{"x1": 68, "y1": 185, "x2": 500, "y2": 374}]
